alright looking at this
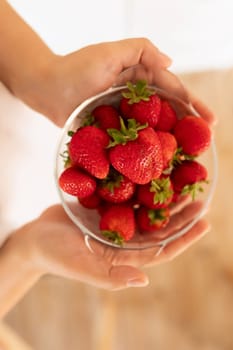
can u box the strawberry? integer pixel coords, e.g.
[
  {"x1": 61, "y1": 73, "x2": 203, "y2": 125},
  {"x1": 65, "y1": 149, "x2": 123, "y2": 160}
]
[
  {"x1": 69, "y1": 125, "x2": 110, "y2": 179},
  {"x1": 99, "y1": 204, "x2": 135, "y2": 245},
  {"x1": 108, "y1": 123, "x2": 163, "y2": 184},
  {"x1": 171, "y1": 191, "x2": 182, "y2": 203},
  {"x1": 170, "y1": 160, "x2": 208, "y2": 200},
  {"x1": 137, "y1": 206, "x2": 170, "y2": 232},
  {"x1": 78, "y1": 192, "x2": 102, "y2": 209},
  {"x1": 120, "y1": 80, "x2": 161, "y2": 128},
  {"x1": 155, "y1": 100, "x2": 177, "y2": 132},
  {"x1": 91, "y1": 104, "x2": 121, "y2": 130},
  {"x1": 157, "y1": 131, "x2": 177, "y2": 170},
  {"x1": 59, "y1": 167, "x2": 96, "y2": 197},
  {"x1": 97, "y1": 168, "x2": 135, "y2": 203},
  {"x1": 137, "y1": 177, "x2": 174, "y2": 209},
  {"x1": 173, "y1": 115, "x2": 211, "y2": 156}
]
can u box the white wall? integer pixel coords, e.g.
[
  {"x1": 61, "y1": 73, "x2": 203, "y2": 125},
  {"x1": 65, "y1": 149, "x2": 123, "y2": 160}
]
[{"x1": 8, "y1": 0, "x2": 233, "y2": 72}]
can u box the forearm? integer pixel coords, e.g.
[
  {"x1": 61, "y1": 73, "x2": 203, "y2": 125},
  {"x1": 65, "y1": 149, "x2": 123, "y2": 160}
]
[
  {"x1": 0, "y1": 0, "x2": 54, "y2": 86},
  {"x1": 0, "y1": 1, "x2": 58, "y2": 119},
  {"x1": 0, "y1": 230, "x2": 43, "y2": 319}
]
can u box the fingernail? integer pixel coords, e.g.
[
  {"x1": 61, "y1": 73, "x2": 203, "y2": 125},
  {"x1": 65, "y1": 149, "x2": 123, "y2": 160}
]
[{"x1": 127, "y1": 277, "x2": 149, "y2": 288}]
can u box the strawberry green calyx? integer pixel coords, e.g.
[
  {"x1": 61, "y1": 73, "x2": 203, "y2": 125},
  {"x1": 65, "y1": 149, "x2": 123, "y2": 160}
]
[
  {"x1": 148, "y1": 208, "x2": 167, "y2": 224},
  {"x1": 122, "y1": 80, "x2": 155, "y2": 104},
  {"x1": 107, "y1": 117, "x2": 147, "y2": 147},
  {"x1": 60, "y1": 150, "x2": 71, "y2": 168},
  {"x1": 172, "y1": 147, "x2": 196, "y2": 165},
  {"x1": 60, "y1": 130, "x2": 75, "y2": 167},
  {"x1": 164, "y1": 147, "x2": 197, "y2": 175},
  {"x1": 150, "y1": 177, "x2": 173, "y2": 204},
  {"x1": 100, "y1": 168, "x2": 123, "y2": 193},
  {"x1": 80, "y1": 113, "x2": 96, "y2": 127},
  {"x1": 181, "y1": 180, "x2": 209, "y2": 201},
  {"x1": 101, "y1": 230, "x2": 124, "y2": 246},
  {"x1": 67, "y1": 130, "x2": 75, "y2": 137}
]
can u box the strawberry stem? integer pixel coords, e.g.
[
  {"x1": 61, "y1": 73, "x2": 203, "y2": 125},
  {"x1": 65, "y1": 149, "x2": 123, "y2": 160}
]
[
  {"x1": 80, "y1": 113, "x2": 96, "y2": 127},
  {"x1": 148, "y1": 208, "x2": 167, "y2": 224},
  {"x1": 101, "y1": 230, "x2": 124, "y2": 246},
  {"x1": 100, "y1": 168, "x2": 123, "y2": 193},
  {"x1": 172, "y1": 147, "x2": 196, "y2": 165},
  {"x1": 150, "y1": 177, "x2": 173, "y2": 204},
  {"x1": 164, "y1": 148, "x2": 197, "y2": 175},
  {"x1": 181, "y1": 180, "x2": 209, "y2": 200},
  {"x1": 122, "y1": 80, "x2": 155, "y2": 104},
  {"x1": 60, "y1": 150, "x2": 71, "y2": 168},
  {"x1": 67, "y1": 130, "x2": 75, "y2": 137},
  {"x1": 107, "y1": 117, "x2": 147, "y2": 147}
]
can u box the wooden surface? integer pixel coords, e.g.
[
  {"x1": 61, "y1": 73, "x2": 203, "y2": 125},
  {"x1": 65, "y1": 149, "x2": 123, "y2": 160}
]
[
  {"x1": 3, "y1": 68, "x2": 233, "y2": 350},
  {"x1": 0, "y1": 322, "x2": 32, "y2": 350}
]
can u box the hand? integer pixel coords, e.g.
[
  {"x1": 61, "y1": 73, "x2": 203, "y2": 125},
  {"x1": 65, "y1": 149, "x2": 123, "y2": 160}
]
[
  {"x1": 21, "y1": 37, "x2": 216, "y2": 127},
  {"x1": 0, "y1": 2, "x2": 216, "y2": 128},
  {"x1": 23, "y1": 38, "x2": 180, "y2": 127},
  {"x1": 17, "y1": 203, "x2": 209, "y2": 291}
]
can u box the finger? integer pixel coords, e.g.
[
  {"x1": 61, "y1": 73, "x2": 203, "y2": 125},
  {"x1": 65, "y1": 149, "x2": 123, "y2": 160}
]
[
  {"x1": 90, "y1": 217, "x2": 209, "y2": 270},
  {"x1": 39, "y1": 204, "x2": 70, "y2": 222},
  {"x1": 148, "y1": 200, "x2": 205, "y2": 241},
  {"x1": 150, "y1": 219, "x2": 210, "y2": 265},
  {"x1": 169, "y1": 195, "x2": 191, "y2": 216},
  {"x1": 150, "y1": 68, "x2": 190, "y2": 103},
  {"x1": 114, "y1": 64, "x2": 152, "y2": 87},
  {"x1": 114, "y1": 38, "x2": 172, "y2": 71},
  {"x1": 89, "y1": 236, "x2": 160, "y2": 269},
  {"x1": 89, "y1": 201, "x2": 205, "y2": 268},
  {"x1": 108, "y1": 265, "x2": 149, "y2": 290},
  {"x1": 75, "y1": 260, "x2": 149, "y2": 291},
  {"x1": 188, "y1": 93, "x2": 216, "y2": 126}
]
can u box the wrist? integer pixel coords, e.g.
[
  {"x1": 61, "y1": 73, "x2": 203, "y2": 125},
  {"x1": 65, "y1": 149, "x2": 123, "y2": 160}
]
[
  {"x1": 2, "y1": 224, "x2": 46, "y2": 281},
  {"x1": 0, "y1": 223, "x2": 44, "y2": 318},
  {"x1": 10, "y1": 52, "x2": 69, "y2": 127}
]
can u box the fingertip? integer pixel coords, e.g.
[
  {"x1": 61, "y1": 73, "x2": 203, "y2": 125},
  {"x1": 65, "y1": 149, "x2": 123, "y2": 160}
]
[
  {"x1": 158, "y1": 51, "x2": 173, "y2": 67},
  {"x1": 189, "y1": 94, "x2": 217, "y2": 126},
  {"x1": 127, "y1": 277, "x2": 149, "y2": 288},
  {"x1": 110, "y1": 265, "x2": 149, "y2": 289}
]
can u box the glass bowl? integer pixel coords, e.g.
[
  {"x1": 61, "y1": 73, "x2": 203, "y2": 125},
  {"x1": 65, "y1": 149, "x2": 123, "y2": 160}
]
[{"x1": 55, "y1": 85, "x2": 218, "y2": 252}]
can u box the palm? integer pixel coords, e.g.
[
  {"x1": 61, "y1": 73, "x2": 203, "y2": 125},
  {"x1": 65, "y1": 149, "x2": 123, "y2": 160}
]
[{"x1": 34, "y1": 203, "x2": 209, "y2": 290}]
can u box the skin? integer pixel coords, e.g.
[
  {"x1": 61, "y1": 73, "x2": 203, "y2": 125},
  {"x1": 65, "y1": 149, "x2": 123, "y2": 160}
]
[{"x1": 0, "y1": 0, "x2": 215, "y2": 318}]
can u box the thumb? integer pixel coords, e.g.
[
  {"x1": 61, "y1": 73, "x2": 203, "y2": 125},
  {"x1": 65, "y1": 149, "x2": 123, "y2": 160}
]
[{"x1": 107, "y1": 265, "x2": 149, "y2": 291}]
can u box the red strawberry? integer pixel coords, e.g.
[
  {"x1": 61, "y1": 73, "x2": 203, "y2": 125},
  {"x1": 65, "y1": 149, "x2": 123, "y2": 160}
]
[
  {"x1": 137, "y1": 177, "x2": 174, "y2": 209},
  {"x1": 91, "y1": 104, "x2": 121, "y2": 130},
  {"x1": 120, "y1": 80, "x2": 161, "y2": 128},
  {"x1": 97, "y1": 169, "x2": 135, "y2": 203},
  {"x1": 59, "y1": 167, "x2": 96, "y2": 197},
  {"x1": 157, "y1": 131, "x2": 177, "y2": 170},
  {"x1": 69, "y1": 125, "x2": 110, "y2": 179},
  {"x1": 156, "y1": 100, "x2": 177, "y2": 131},
  {"x1": 171, "y1": 191, "x2": 182, "y2": 203},
  {"x1": 96, "y1": 201, "x2": 109, "y2": 216},
  {"x1": 78, "y1": 192, "x2": 102, "y2": 209},
  {"x1": 99, "y1": 204, "x2": 135, "y2": 245},
  {"x1": 173, "y1": 115, "x2": 211, "y2": 156},
  {"x1": 109, "y1": 126, "x2": 163, "y2": 184},
  {"x1": 137, "y1": 206, "x2": 170, "y2": 232},
  {"x1": 170, "y1": 160, "x2": 208, "y2": 200}
]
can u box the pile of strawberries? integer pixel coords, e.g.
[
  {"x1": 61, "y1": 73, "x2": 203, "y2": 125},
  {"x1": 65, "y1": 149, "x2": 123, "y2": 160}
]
[{"x1": 58, "y1": 80, "x2": 211, "y2": 246}]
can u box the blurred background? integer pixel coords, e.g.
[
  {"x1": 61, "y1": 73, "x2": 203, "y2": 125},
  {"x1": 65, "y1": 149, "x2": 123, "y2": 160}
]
[
  {"x1": 7, "y1": 0, "x2": 233, "y2": 72},
  {"x1": 1, "y1": 0, "x2": 233, "y2": 349}
]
